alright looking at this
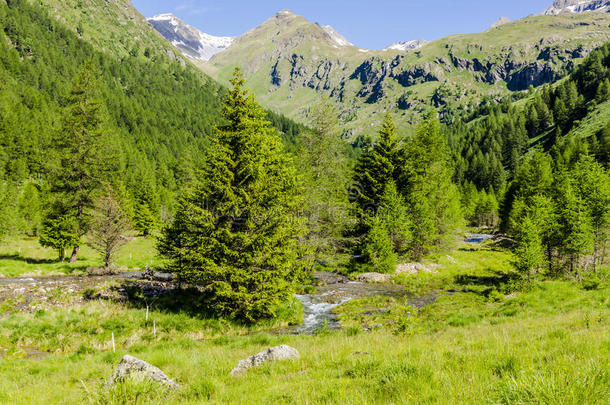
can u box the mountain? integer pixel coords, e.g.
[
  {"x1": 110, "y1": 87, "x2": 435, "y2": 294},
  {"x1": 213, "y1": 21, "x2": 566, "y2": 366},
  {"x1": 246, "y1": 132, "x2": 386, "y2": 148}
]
[
  {"x1": 543, "y1": 0, "x2": 610, "y2": 14},
  {"x1": 384, "y1": 40, "x2": 429, "y2": 51},
  {"x1": 198, "y1": 10, "x2": 610, "y2": 137},
  {"x1": 147, "y1": 14, "x2": 234, "y2": 61}
]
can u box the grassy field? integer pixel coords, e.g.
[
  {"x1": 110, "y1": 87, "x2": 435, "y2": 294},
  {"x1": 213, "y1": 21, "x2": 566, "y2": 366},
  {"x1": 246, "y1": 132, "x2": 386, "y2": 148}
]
[
  {"x1": 0, "y1": 240, "x2": 608, "y2": 404},
  {"x1": 0, "y1": 236, "x2": 162, "y2": 278}
]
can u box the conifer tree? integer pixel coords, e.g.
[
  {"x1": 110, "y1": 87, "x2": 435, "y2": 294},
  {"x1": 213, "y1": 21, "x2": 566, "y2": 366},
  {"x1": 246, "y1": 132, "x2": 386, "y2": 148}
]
[
  {"x1": 19, "y1": 181, "x2": 41, "y2": 236},
  {"x1": 39, "y1": 213, "x2": 79, "y2": 262},
  {"x1": 352, "y1": 214, "x2": 397, "y2": 274},
  {"x1": 299, "y1": 99, "x2": 351, "y2": 259},
  {"x1": 553, "y1": 171, "x2": 594, "y2": 275},
  {"x1": 88, "y1": 187, "x2": 131, "y2": 270},
  {"x1": 159, "y1": 68, "x2": 304, "y2": 321},
  {"x1": 571, "y1": 157, "x2": 610, "y2": 270},
  {"x1": 377, "y1": 181, "x2": 411, "y2": 254},
  {"x1": 401, "y1": 115, "x2": 462, "y2": 257},
  {"x1": 352, "y1": 114, "x2": 401, "y2": 213},
  {"x1": 42, "y1": 61, "x2": 115, "y2": 262}
]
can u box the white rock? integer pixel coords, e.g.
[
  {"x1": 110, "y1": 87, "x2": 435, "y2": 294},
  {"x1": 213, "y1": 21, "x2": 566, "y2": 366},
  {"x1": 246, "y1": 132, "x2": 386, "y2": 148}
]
[
  {"x1": 230, "y1": 345, "x2": 300, "y2": 376},
  {"x1": 112, "y1": 355, "x2": 178, "y2": 388}
]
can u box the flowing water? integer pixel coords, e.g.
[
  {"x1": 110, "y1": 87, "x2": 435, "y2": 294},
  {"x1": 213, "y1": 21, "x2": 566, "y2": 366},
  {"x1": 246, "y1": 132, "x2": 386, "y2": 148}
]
[
  {"x1": 290, "y1": 272, "x2": 440, "y2": 334},
  {"x1": 466, "y1": 234, "x2": 494, "y2": 243}
]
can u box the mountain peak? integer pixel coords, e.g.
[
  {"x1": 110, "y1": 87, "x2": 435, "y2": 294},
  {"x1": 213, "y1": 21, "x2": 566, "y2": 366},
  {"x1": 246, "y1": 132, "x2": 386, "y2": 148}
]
[
  {"x1": 148, "y1": 14, "x2": 234, "y2": 61},
  {"x1": 543, "y1": 0, "x2": 610, "y2": 15}
]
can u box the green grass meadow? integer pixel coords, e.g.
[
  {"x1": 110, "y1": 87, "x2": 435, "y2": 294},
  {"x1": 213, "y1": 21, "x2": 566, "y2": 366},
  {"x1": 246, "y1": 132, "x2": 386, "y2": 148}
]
[
  {"x1": 0, "y1": 236, "x2": 161, "y2": 278},
  {"x1": 0, "y1": 239, "x2": 608, "y2": 404}
]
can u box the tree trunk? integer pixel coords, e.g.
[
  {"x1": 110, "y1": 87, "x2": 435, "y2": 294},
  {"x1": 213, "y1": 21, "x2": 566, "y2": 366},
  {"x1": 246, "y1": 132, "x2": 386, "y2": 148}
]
[
  {"x1": 59, "y1": 248, "x2": 65, "y2": 262},
  {"x1": 69, "y1": 246, "x2": 79, "y2": 263}
]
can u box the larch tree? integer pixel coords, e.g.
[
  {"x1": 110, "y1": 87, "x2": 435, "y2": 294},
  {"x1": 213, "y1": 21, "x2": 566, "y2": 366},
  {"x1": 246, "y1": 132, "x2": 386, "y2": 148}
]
[
  {"x1": 158, "y1": 68, "x2": 305, "y2": 322},
  {"x1": 88, "y1": 187, "x2": 131, "y2": 270}
]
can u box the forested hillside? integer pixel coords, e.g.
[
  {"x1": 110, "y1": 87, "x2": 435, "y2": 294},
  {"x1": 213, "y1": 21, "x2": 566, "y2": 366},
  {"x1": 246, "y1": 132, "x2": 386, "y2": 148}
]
[
  {"x1": 0, "y1": 0, "x2": 304, "y2": 242},
  {"x1": 448, "y1": 42, "x2": 610, "y2": 277}
]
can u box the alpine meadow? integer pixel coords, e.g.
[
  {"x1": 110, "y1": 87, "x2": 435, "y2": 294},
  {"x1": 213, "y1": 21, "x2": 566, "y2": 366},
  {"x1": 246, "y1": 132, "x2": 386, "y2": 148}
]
[{"x1": 0, "y1": 0, "x2": 609, "y2": 404}]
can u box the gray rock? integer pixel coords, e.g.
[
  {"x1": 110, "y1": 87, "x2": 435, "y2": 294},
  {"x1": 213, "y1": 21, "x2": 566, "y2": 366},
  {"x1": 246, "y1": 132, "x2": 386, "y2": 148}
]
[
  {"x1": 230, "y1": 345, "x2": 300, "y2": 376},
  {"x1": 112, "y1": 355, "x2": 178, "y2": 388},
  {"x1": 355, "y1": 272, "x2": 392, "y2": 283}
]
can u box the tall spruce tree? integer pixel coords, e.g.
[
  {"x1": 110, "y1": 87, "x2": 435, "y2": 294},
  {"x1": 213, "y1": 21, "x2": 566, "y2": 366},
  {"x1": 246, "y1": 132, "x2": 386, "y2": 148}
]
[
  {"x1": 41, "y1": 61, "x2": 115, "y2": 262},
  {"x1": 352, "y1": 114, "x2": 401, "y2": 213},
  {"x1": 158, "y1": 68, "x2": 304, "y2": 321}
]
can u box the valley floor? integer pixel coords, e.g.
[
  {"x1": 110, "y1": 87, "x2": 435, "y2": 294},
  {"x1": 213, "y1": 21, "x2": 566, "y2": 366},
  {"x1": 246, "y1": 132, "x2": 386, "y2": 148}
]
[{"x1": 0, "y1": 238, "x2": 608, "y2": 404}]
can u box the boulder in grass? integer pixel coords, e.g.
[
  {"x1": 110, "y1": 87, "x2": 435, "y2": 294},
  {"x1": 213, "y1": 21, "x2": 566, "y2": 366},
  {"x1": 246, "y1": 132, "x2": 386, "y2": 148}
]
[
  {"x1": 112, "y1": 354, "x2": 178, "y2": 389},
  {"x1": 230, "y1": 345, "x2": 300, "y2": 376}
]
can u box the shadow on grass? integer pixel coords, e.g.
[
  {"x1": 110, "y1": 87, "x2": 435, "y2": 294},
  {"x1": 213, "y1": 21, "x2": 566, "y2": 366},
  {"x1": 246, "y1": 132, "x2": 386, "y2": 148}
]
[
  {"x1": 0, "y1": 254, "x2": 58, "y2": 265},
  {"x1": 116, "y1": 282, "x2": 222, "y2": 320}
]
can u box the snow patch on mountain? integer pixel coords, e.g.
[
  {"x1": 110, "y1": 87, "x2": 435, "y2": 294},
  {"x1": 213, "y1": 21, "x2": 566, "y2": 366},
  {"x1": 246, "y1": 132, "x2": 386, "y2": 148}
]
[
  {"x1": 319, "y1": 25, "x2": 354, "y2": 47},
  {"x1": 543, "y1": 0, "x2": 610, "y2": 14},
  {"x1": 148, "y1": 14, "x2": 234, "y2": 61},
  {"x1": 384, "y1": 40, "x2": 429, "y2": 52}
]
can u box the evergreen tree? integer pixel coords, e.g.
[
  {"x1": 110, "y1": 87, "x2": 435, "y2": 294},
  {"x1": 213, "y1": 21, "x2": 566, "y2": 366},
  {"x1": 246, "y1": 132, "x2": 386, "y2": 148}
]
[
  {"x1": 513, "y1": 213, "x2": 546, "y2": 280},
  {"x1": 0, "y1": 181, "x2": 20, "y2": 241},
  {"x1": 352, "y1": 114, "x2": 401, "y2": 213},
  {"x1": 133, "y1": 201, "x2": 156, "y2": 236},
  {"x1": 42, "y1": 61, "x2": 116, "y2": 262},
  {"x1": 352, "y1": 214, "x2": 397, "y2": 274},
  {"x1": 553, "y1": 171, "x2": 594, "y2": 275},
  {"x1": 39, "y1": 213, "x2": 79, "y2": 261},
  {"x1": 401, "y1": 115, "x2": 462, "y2": 257},
  {"x1": 377, "y1": 181, "x2": 411, "y2": 254},
  {"x1": 158, "y1": 69, "x2": 304, "y2": 321},
  {"x1": 299, "y1": 99, "x2": 351, "y2": 259},
  {"x1": 570, "y1": 157, "x2": 610, "y2": 271},
  {"x1": 18, "y1": 181, "x2": 41, "y2": 236}
]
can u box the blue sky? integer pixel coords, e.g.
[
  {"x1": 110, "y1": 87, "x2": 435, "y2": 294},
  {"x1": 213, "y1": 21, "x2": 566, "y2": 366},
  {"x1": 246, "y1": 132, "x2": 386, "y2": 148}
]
[{"x1": 132, "y1": 0, "x2": 554, "y2": 49}]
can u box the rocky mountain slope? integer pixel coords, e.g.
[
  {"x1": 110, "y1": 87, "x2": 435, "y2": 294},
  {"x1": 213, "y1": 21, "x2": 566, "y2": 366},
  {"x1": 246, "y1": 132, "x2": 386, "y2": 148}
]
[
  {"x1": 196, "y1": 9, "x2": 610, "y2": 137},
  {"x1": 147, "y1": 13, "x2": 233, "y2": 61},
  {"x1": 543, "y1": 0, "x2": 610, "y2": 14}
]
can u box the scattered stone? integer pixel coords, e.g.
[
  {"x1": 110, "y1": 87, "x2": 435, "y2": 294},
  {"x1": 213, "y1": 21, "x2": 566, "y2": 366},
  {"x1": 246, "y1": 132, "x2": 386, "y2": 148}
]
[
  {"x1": 355, "y1": 273, "x2": 391, "y2": 283},
  {"x1": 230, "y1": 345, "x2": 300, "y2": 376},
  {"x1": 351, "y1": 351, "x2": 370, "y2": 356},
  {"x1": 112, "y1": 355, "x2": 178, "y2": 388}
]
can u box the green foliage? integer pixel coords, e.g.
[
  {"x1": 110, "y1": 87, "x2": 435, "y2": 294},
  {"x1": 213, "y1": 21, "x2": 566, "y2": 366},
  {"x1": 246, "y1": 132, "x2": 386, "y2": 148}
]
[
  {"x1": 377, "y1": 181, "x2": 411, "y2": 254},
  {"x1": 352, "y1": 114, "x2": 402, "y2": 212},
  {"x1": 159, "y1": 69, "x2": 305, "y2": 321},
  {"x1": 38, "y1": 213, "x2": 79, "y2": 262},
  {"x1": 353, "y1": 214, "x2": 397, "y2": 274},
  {"x1": 133, "y1": 202, "x2": 156, "y2": 237},
  {"x1": 298, "y1": 99, "x2": 352, "y2": 259}
]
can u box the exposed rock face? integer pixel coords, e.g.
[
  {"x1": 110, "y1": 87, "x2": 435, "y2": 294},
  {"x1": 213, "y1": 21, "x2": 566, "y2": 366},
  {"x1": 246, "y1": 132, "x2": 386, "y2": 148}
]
[
  {"x1": 356, "y1": 273, "x2": 392, "y2": 283},
  {"x1": 544, "y1": 0, "x2": 610, "y2": 14},
  {"x1": 230, "y1": 345, "x2": 300, "y2": 376},
  {"x1": 148, "y1": 8, "x2": 610, "y2": 133},
  {"x1": 148, "y1": 14, "x2": 233, "y2": 61},
  {"x1": 112, "y1": 355, "x2": 178, "y2": 388}
]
